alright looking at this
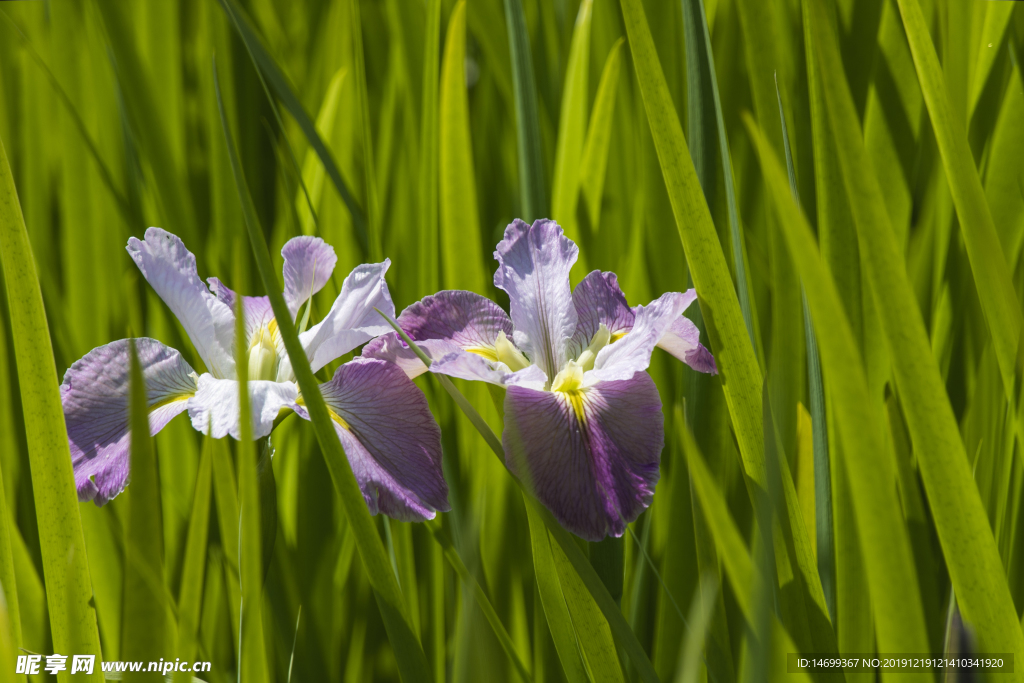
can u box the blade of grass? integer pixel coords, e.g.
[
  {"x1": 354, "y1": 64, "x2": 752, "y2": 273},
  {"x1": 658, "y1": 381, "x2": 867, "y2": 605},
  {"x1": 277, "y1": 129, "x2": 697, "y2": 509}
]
[
  {"x1": 672, "y1": 574, "x2": 718, "y2": 683},
  {"x1": 439, "y1": 1, "x2": 488, "y2": 294},
  {"x1": 504, "y1": 0, "x2": 548, "y2": 221},
  {"x1": 213, "y1": 59, "x2": 432, "y2": 683},
  {"x1": 0, "y1": 134, "x2": 104, "y2": 678},
  {"x1": 215, "y1": 0, "x2": 367, "y2": 254},
  {"x1": 807, "y1": 0, "x2": 1024, "y2": 661},
  {"x1": 578, "y1": 38, "x2": 624, "y2": 234},
  {"x1": 968, "y1": 1, "x2": 1015, "y2": 118},
  {"x1": 123, "y1": 340, "x2": 170, "y2": 679},
  {"x1": 419, "y1": 0, "x2": 442, "y2": 295},
  {"x1": 296, "y1": 68, "x2": 346, "y2": 237},
  {"x1": 348, "y1": 0, "x2": 382, "y2": 262}
]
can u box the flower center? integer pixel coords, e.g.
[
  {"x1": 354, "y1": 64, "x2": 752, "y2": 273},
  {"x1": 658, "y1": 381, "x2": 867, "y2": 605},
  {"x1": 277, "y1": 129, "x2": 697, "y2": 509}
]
[
  {"x1": 575, "y1": 323, "x2": 612, "y2": 373},
  {"x1": 467, "y1": 330, "x2": 531, "y2": 371},
  {"x1": 248, "y1": 319, "x2": 280, "y2": 381}
]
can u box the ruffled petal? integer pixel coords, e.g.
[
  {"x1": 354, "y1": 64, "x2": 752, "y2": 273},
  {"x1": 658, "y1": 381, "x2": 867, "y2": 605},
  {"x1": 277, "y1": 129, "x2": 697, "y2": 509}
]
[
  {"x1": 493, "y1": 219, "x2": 578, "y2": 378},
  {"x1": 428, "y1": 351, "x2": 547, "y2": 389},
  {"x1": 296, "y1": 359, "x2": 449, "y2": 521},
  {"x1": 127, "y1": 228, "x2": 236, "y2": 379},
  {"x1": 503, "y1": 374, "x2": 664, "y2": 541},
  {"x1": 569, "y1": 270, "x2": 636, "y2": 356},
  {"x1": 299, "y1": 260, "x2": 396, "y2": 372},
  {"x1": 584, "y1": 291, "x2": 690, "y2": 386},
  {"x1": 282, "y1": 236, "x2": 338, "y2": 319},
  {"x1": 657, "y1": 315, "x2": 718, "y2": 374},
  {"x1": 187, "y1": 376, "x2": 299, "y2": 440},
  {"x1": 361, "y1": 290, "x2": 514, "y2": 378},
  {"x1": 61, "y1": 338, "x2": 197, "y2": 506}
]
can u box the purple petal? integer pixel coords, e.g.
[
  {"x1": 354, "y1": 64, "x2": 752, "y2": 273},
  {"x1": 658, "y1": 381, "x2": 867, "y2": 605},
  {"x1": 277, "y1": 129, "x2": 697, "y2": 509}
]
[
  {"x1": 297, "y1": 359, "x2": 449, "y2": 521},
  {"x1": 187, "y1": 376, "x2": 299, "y2": 440},
  {"x1": 362, "y1": 290, "x2": 514, "y2": 378},
  {"x1": 570, "y1": 270, "x2": 635, "y2": 356},
  {"x1": 585, "y1": 291, "x2": 691, "y2": 386},
  {"x1": 299, "y1": 260, "x2": 396, "y2": 372},
  {"x1": 127, "y1": 228, "x2": 236, "y2": 379},
  {"x1": 207, "y1": 278, "x2": 274, "y2": 347},
  {"x1": 282, "y1": 236, "x2": 338, "y2": 318},
  {"x1": 493, "y1": 219, "x2": 578, "y2": 377},
  {"x1": 61, "y1": 338, "x2": 197, "y2": 506},
  {"x1": 503, "y1": 374, "x2": 664, "y2": 541},
  {"x1": 428, "y1": 351, "x2": 547, "y2": 389},
  {"x1": 657, "y1": 315, "x2": 718, "y2": 375}
]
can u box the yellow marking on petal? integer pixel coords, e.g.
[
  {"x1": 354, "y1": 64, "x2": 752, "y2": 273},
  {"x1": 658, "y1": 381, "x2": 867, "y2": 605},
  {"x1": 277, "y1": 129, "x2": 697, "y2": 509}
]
[
  {"x1": 296, "y1": 395, "x2": 350, "y2": 430},
  {"x1": 611, "y1": 329, "x2": 628, "y2": 343},
  {"x1": 563, "y1": 390, "x2": 587, "y2": 423},
  {"x1": 495, "y1": 330, "x2": 531, "y2": 371},
  {"x1": 149, "y1": 392, "x2": 194, "y2": 411},
  {"x1": 466, "y1": 345, "x2": 499, "y2": 362},
  {"x1": 551, "y1": 360, "x2": 584, "y2": 393}
]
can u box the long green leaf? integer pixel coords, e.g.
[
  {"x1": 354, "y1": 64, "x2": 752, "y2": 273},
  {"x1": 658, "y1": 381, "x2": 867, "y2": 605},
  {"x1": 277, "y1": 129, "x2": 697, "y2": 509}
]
[
  {"x1": 0, "y1": 134, "x2": 103, "y2": 678},
  {"x1": 808, "y1": 0, "x2": 1024, "y2": 661},
  {"x1": 123, "y1": 340, "x2": 170, "y2": 681},
  {"x1": 968, "y1": 1, "x2": 1015, "y2": 118},
  {"x1": 439, "y1": 1, "x2": 488, "y2": 294},
  {"x1": 619, "y1": 0, "x2": 765, "y2": 491},
  {"x1": 503, "y1": 0, "x2": 548, "y2": 220},
  {"x1": 419, "y1": 0, "x2": 442, "y2": 295},
  {"x1": 348, "y1": 0, "x2": 382, "y2": 262},
  {"x1": 578, "y1": 38, "x2": 624, "y2": 234},
  {"x1": 213, "y1": 59, "x2": 432, "y2": 683}
]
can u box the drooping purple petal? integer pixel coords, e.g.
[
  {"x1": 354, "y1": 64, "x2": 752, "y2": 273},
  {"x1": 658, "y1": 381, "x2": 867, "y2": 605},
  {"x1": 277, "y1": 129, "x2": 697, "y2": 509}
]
[
  {"x1": 295, "y1": 359, "x2": 449, "y2": 521},
  {"x1": 187, "y1": 375, "x2": 299, "y2": 440},
  {"x1": 299, "y1": 260, "x2": 396, "y2": 372},
  {"x1": 657, "y1": 315, "x2": 718, "y2": 374},
  {"x1": 207, "y1": 278, "x2": 274, "y2": 347},
  {"x1": 362, "y1": 290, "x2": 514, "y2": 378},
  {"x1": 503, "y1": 374, "x2": 664, "y2": 541},
  {"x1": 61, "y1": 338, "x2": 197, "y2": 506},
  {"x1": 282, "y1": 236, "x2": 338, "y2": 319},
  {"x1": 127, "y1": 228, "x2": 236, "y2": 379},
  {"x1": 585, "y1": 291, "x2": 691, "y2": 386},
  {"x1": 570, "y1": 270, "x2": 635, "y2": 356},
  {"x1": 493, "y1": 219, "x2": 578, "y2": 377}
]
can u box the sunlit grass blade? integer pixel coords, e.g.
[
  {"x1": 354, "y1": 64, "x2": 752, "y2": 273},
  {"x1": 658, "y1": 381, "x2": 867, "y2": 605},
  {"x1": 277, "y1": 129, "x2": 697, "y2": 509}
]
[
  {"x1": 419, "y1": 0, "x2": 442, "y2": 295},
  {"x1": 215, "y1": 0, "x2": 367, "y2": 255},
  {"x1": 550, "y1": 0, "x2": 592, "y2": 276},
  {"x1": 746, "y1": 113, "x2": 932, "y2": 656},
  {"x1": 428, "y1": 519, "x2": 534, "y2": 683},
  {"x1": 619, "y1": 0, "x2": 765, "y2": 496},
  {"x1": 806, "y1": 0, "x2": 1024, "y2": 660},
  {"x1": 213, "y1": 59, "x2": 432, "y2": 683},
  {"x1": 173, "y1": 433, "x2": 213, "y2": 683},
  {"x1": 347, "y1": 0, "x2": 382, "y2": 262},
  {"x1": 122, "y1": 340, "x2": 170, "y2": 679},
  {"x1": 296, "y1": 68, "x2": 346, "y2": 237},
  {"x1": 439, "y1": 1, "x2": 487, "y2": 294},
  {"x1": 578, "y1": 38, "x2": 624, "y2": 234},
  {"x1": 968, "y1": 1, "x2": 1015, "y2": 119},
  {"x1": 672, "y1": 574, "x2": 716, "y2": 683},
  {"x1": 504, "y1": 0, "x2": 548, "y2": 220},
  {"x1": 0, "y1": 134, "x2": 104, "y2": 676}
]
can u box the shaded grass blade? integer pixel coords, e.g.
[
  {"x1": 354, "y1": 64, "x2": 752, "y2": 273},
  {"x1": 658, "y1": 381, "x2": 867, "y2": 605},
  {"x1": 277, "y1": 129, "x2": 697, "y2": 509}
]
[
  {"x1": 578, "y1": 38, "x2": 624, "y2": 234},
  {"x1": 0, "y1": 134, "x2": 104, "y2": 678},
  {"x1": 213, "y1": 59, "x2": 432, "y2": 683},
  {"x1": 419, "y1": 0, "x2": 442, "y2": 295}
]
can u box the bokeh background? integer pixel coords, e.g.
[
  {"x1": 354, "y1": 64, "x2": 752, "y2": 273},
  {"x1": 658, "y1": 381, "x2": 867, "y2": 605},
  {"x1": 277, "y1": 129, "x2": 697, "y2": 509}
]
[{"x1": 1, "y1": 0, "x2": 1023, "y2": 680}]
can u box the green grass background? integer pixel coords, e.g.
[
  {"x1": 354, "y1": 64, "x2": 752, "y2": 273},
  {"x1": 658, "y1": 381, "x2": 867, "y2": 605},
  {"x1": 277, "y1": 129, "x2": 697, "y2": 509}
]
[{"x1": 1, "y1": 0, "x2": 1024, "y2": 680}]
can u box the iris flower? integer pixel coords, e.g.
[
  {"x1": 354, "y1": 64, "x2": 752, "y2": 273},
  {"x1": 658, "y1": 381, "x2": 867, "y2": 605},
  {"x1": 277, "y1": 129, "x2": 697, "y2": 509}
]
[
  {"x1": 364, "y1": 219, "x2": 716, "y2": 540},
  {"x1": 60, "y1": 228, "x2": 449, "y2": 521}
]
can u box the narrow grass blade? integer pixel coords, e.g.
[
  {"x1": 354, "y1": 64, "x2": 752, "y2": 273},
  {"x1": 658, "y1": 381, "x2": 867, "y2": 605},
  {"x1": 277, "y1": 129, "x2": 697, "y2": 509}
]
[
  {"x1": 620, "y1": 0, "x2": 765, "y2": 491},
  {"x1": 419, "y1": 0, "x2": 442, "y2": 295},
  {"x1": 0, "y1": 135, "x2": 103, "y2": 676},
  {"x1": 504, "y1": 0, "x2": 548, "y2": 220},
  {"x1": 579, "y1": 38, "x2": 624, "y2": 234},
  {"x1": 746, "y1": 114, "x2": 931, "y2": 656},
  {"x1": 440, "y1": 1, "x2": 488, "y2": 293},
  {"x1": 680, "y1": 0, "x2": 754, "y2": 345},
  {"x1": 0, "y1": 446, "x2": 19, "y2": 656},
  {"x1": 213, "y1": 60, "x2": 432, "y2": 683},
  {"x1": 296, "y1": 68, "x2": 346, "y2": 237},
  {"x1": 429, "y1": 519, "x2": 534, "y2": 683},
  {"x1": 550, "y1": 0, "x2": 593, "y2": 272},
  {"x1": 215, "y1": 0, "x2": 367, "y2": 254},
  {"x1": 968, "y1": 1, "x2": 1015, "y2": 118},
  {"x1": 173, "y1": 434, "x2": 213, "y2": 683},
  {"x1": 807, "y1": 0, "x2": 1024, "y2": 660},
  {"x1": 348, "y1": 0, "x2": 382, "y2": 262},
  {"x1": 123, "y1": 340, "x2": 170, "y2": 678},
  {"x1": 672, "y1": 574, "x2": 717, "y2": 683}
]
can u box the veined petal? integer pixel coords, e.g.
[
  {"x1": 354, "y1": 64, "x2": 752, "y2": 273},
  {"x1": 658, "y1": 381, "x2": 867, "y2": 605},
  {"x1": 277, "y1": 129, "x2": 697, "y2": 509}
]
[
  {"x1": 187, "y1": 375, "x2": 299, "y2": 440},
  {"x1": 584, "y1": 291, "x2": 690, "y2": 386},
  {"x1": 657, "y1": 315, "x2": 718, "y2": 374},
  {"x1": 503, "y1": 374, "x2": 664, "y2": 541},
  {"x1": 296, "y1": 359, "x2": 449, "y2": 521},
  {"x1": 428, "y1": 350, "x2": 548, "y2": 389},
  {"x1": 282, "y1": 236, "x2": 338, "y2": 319},
  {"x1": 570, "y1": 270, "x2": 635, "y2": 357},
  {"x1": 362, "y1": 290, "x2": 514, "y2": 377},
  {"x1": 299, "y1": 260, "x2": 396, "y2": 372},
  {"x1": 127, "y1": 228, "x2": 236, "y2": 379},
  {"x1": 493, "y1": 219, "x2": 578, "y2": 378},
  {"x1": 61, "y1": 338, "x2": 197, "y2": 506}
]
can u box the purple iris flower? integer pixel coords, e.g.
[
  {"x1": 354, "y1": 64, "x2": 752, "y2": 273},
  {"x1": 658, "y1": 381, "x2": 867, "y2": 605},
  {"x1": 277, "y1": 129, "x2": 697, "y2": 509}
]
[
  {"x1": 363, "y1": 219, "x2": 716, "y2": 540},
  {"x1": 60, "y1": 228, "x2": 449, "y2": 521}
]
